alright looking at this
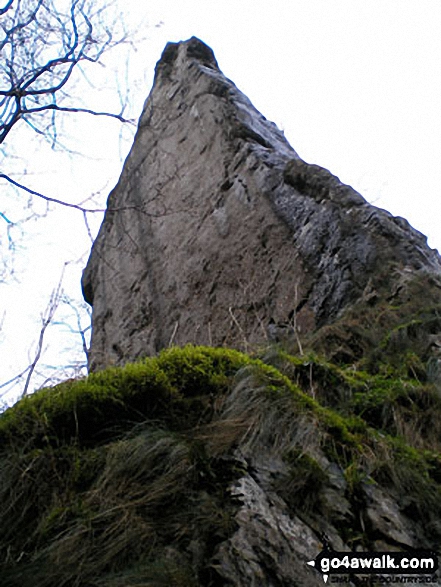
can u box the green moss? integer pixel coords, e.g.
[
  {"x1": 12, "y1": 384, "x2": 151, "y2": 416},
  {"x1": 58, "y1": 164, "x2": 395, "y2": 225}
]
[
  {"x1": 155, "y1": 345, "x2": 250, "y2": 394},
  {"x1": 3, "y1": 342, "x2": 441, "y2": 585},
  {"x1": 0, "y1": 346, "x2": 254, "y2": 449},
  {"x1": 0, "y1": 360, "x2": 172, "y2": 448}
]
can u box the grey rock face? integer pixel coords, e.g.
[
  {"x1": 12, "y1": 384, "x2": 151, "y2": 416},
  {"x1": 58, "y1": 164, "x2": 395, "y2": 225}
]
[{"x1": 82, "y1": 37, "x2": 441, "y2": 371}]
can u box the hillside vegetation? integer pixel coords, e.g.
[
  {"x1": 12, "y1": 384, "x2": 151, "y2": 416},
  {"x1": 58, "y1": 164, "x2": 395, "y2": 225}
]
[{"x1": 1, "y1": 323, "x2": 441, "y2": 585}]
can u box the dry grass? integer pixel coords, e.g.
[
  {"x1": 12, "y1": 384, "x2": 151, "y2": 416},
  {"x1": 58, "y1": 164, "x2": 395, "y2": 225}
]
[{"x1": 2, "y1": 344, "x2": 441, "y2": 584}]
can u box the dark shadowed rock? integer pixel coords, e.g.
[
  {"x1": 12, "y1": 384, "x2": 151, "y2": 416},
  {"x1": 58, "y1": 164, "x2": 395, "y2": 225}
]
[{"x1": 82, "y1": 37, "x2": 441, "y2": 371}]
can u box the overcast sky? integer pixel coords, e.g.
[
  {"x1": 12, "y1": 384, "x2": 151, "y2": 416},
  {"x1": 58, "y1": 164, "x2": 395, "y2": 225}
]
[
  {"x1": 152, "y1": 0, "x2": 441, "y2": 250},
  {"x1": 1, "y1": 0, "x2": 441, "y2": 402}
]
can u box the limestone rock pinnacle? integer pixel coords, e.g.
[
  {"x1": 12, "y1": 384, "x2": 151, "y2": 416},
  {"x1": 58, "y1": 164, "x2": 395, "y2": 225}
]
[
  {"x1": 5, "y1": 38, "x2": 441, "y2": 587},
  {"x1": 82, "y1": 37, "x2": 441, "y2": 371}
]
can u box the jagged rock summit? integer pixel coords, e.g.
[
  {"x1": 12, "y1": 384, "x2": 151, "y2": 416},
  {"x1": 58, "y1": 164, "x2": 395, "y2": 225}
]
[{"x1": 82, "y1": 37, "x2": 441, "y2": 371}]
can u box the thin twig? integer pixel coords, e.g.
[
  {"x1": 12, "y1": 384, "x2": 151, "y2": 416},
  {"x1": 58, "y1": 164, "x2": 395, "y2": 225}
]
[
  {"x1": 168, "y1": 322, "x2": 179, "y2": 347},
  {"x1": 228, "y1": 306, "x2": 249, "y2": 351},
  {"x1": 293, "y1": 284, "x2": 304, "y2": 356},
  {"x1": 21, "y1": 268, "x2": 65, "y2": 397},
  {"x1": 22, "y1": 103, "x2": 135, "y2": 124}
]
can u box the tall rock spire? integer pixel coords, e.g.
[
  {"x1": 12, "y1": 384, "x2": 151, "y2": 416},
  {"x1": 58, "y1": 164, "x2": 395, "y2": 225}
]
[{"x1": 82, "y1": 37, "x2": 441, "y2": 371}]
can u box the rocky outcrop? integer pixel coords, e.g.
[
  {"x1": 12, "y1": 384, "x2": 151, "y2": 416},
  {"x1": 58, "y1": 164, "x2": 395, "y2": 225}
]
[
  {"x1": 4, "y1": 37, "x2": 441, "y2": 587},
  {"x1": 82, "y1": 37, "x2": 441, "y2": 371}
]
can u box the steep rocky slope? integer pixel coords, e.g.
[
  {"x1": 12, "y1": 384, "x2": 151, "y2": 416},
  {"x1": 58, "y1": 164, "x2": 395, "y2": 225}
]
[
  {"x1": 2, "y1": 37, "x2": 441, "y2": 586},
  {"x1": 1, "y1": 346, "x2": 441, "y2": 586}
]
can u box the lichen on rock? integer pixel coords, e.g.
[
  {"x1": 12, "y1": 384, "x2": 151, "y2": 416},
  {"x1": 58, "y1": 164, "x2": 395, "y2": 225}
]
[{"x1": 81, "y1": 37, "x2": 441, "y2": 375}]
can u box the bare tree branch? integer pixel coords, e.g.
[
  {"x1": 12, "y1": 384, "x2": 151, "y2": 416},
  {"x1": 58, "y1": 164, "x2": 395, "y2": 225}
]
[
  {"x1": 0, "y1": 365, "x2": 30, "y2": 394},
  {"x1": 0, "y1": 1, "x2": 150, "y2": 402},
  {"x1": 0, "y1": 172, "x2": 188, "y2": 219},
  {"x1": 0, "y1": 0, "x2": 140, "y2": 251},
  {"x1": 0, "y1": 171, "x2": 106, "y2": 212},
  {"x1": 21, "y1": 267, "x2": 65, "y2": 397},
  {"x1": 0, "y1": 0, "x2": 13, "y2": 17},
  {"x1": 0, "y1": 260, "x2": 93, "y2": 400},
  {"x1": 59, "y1": 292, "x2": 91, "y2": 364},
  {"x1": 0, "y1": 0, "x2": 132, "y2": 145},
  {"x1": 21, "y1": 103, "x2": 135, "y2": 123}
]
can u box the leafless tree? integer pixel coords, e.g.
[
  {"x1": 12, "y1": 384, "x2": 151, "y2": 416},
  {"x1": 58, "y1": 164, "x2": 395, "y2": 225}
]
[
  {"x1": 0, "y1": 261, "x2": 93, "y2": 401},
  {"x1": 0, "y1": 0, "x2": 136, "y2": 204},
  {"x1": 0, "y1": 0, "x2": 132, "y2": 144},
  {"x1": 0, "y1": 0, "x2": 144, "y2": 402}
]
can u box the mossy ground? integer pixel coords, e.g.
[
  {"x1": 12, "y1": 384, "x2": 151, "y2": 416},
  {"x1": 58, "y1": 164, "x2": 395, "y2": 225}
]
[{"x1": 1, "y1": 342, "x2": 441, "y2": 585}]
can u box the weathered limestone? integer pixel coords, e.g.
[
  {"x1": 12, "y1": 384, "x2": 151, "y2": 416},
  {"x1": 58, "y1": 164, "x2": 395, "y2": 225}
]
[{"x1": 82, "y1": 37, "x2": 441, "y2": 371}]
